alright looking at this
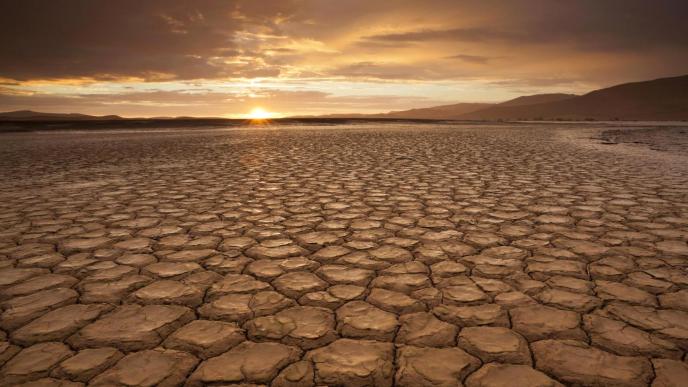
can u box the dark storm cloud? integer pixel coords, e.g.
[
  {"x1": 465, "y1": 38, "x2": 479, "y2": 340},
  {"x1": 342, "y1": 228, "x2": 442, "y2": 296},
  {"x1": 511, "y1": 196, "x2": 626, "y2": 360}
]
[
  {"x1": 1, "y1": 0, "x2": 687, "y2": 82},
  {"x1": 359, "y1": 1, "x2": 688, "y2": 51},
  {"x1": 0, "y1": 0, "x2": 298, "y2": 81}
]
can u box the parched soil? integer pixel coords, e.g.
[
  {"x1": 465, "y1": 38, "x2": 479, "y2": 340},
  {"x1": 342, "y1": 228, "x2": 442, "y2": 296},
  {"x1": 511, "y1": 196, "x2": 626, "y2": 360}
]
[{"x1": 0, "y1": 123, "x2": 687, "y2": 386}]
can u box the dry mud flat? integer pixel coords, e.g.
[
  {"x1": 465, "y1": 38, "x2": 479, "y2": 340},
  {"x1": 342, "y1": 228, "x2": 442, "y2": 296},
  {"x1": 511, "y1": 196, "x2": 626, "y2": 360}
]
[
  {"x1": 596, "y1": 126, "x2": 688, "y2": 154},
  {"x1": 0, "y1": 123, "x2": 687, "y2": 386}
]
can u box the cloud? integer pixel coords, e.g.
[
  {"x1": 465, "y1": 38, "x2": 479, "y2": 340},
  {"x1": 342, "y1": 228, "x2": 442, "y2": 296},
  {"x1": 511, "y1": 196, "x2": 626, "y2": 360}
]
[
  {"x1": 445, "y1": 55, "x2": 494, "y2": 65},
  {"x1": 361, "y1": 28, "x2": 507, "y2": 44},
  {"x1": 0, "y1": 0, "x2": 301, "y2": 81},
  {"x1": 357, "y1": 1, "x2": 688, "y2": 52},
  {"x1": 1, "y1": 0, "x2": 687, "y2": 115},
  {"x1": 327, "y1": 61, "x2": 480, "y2": 81},
  {"x1": 2, "y1": 1, "x2": 687, "y2": 83},
  {"x1": 0, "y1": 87, "x2": 443, "y2": 117}
]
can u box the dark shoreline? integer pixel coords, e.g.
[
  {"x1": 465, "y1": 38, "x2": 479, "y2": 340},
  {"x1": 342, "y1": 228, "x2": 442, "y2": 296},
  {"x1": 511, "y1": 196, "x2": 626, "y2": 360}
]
[
  {"x1": 0, "y1": 117, "x2": 457, "y2": 132},
  {"x1": 2, "y1": 117, "x2": 686, "y2": 133},
  {"x1": 595, "y1": 126, "x2": 688, "y2": 154}
]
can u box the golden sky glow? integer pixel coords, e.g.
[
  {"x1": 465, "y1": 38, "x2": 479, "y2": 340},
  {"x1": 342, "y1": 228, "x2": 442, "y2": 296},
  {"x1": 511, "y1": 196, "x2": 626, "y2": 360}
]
[
  {"x1": 1, "y1": 1, "x2": 687, "y2": 117},
  {"x1": 245, "y1": 107, "x2": 273, "y2": 119}
]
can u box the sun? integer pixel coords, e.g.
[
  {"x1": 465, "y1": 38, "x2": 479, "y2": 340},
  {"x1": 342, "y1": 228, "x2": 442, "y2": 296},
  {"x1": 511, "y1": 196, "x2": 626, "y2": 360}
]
[{"x1": 247, "y1": 107, "x2": 272, "y2": 120}]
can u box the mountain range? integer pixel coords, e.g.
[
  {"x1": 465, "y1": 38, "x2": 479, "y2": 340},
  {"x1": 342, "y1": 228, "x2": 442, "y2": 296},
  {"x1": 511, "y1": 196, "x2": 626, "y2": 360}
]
[
  {"x1": 0, "y1": 110, "x2": 122, "y2": 120},
  {"x1": 311, "y1": 74, "x2": 688, "y2": 121},
  {"x1": 459, "y1": 75, "x2": 688, "y2": 121},
  {"x1": 1, "y1": 74, "x2": 687, "y2": 122}
]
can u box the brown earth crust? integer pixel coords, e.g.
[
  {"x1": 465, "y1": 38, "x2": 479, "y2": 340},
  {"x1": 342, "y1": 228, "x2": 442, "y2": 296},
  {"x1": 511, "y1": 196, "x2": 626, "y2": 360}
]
[{"x1": 0, "y1": 123, "x2": 687, "y2": 386}]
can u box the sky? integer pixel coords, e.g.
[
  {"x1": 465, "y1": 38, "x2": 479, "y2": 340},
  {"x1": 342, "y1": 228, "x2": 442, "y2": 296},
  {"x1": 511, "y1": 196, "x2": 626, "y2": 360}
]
[{"x1": 1, "y1": 0, "x2": 687, "y2": 118}]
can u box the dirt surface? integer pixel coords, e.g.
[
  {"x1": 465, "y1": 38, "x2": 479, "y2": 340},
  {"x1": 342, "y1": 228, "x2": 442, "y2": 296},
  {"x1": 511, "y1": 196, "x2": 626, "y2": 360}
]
[
  {"x1": 0, "y1": 123, "x2": 687, "y2": 386},
  {"x1": 597, "y1": 126, "x2": 688, "y2": 153}
]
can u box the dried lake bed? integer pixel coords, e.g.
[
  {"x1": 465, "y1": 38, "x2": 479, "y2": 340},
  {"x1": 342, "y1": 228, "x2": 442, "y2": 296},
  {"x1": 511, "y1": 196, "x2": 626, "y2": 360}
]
[{"x1": 0, "y1": 122, "x2": 687, "y2": 386}]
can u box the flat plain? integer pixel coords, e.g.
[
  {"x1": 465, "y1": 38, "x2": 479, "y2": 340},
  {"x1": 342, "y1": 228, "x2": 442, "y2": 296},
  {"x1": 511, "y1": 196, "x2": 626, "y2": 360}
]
[{"x1": 0, "y1": 122, "x2": 687, "y2": 386}]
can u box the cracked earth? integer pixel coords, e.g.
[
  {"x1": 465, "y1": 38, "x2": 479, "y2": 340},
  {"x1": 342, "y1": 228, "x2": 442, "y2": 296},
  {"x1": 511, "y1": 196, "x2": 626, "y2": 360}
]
[{"x1": 0, "y1": 123, "x2": 687, "y2": 386}]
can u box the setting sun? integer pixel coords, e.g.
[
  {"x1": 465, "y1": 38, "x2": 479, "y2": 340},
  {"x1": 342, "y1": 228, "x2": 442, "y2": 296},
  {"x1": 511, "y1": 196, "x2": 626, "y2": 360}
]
[{"x1": 247, "y1": 107, "x2": 272, "y2": 120}]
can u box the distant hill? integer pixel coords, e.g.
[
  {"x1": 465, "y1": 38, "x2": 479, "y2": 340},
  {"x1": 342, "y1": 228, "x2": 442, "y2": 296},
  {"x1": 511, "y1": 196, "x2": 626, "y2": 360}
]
[
  {"x1": 459, "y1": 75, "x2": 688, "y2": 120},
  {"x1": 308, "y1": 75, "x2": 687, "y2": 121},
  {"x1": 497, "y1": 93, "x2": 577, "y2": 107},
  {"x1": 309, "y1": 102, "x2": 492, "y2": 120},
  {"x1": 5, "y1": 74, "x2": 687, "y2": 122},
  {"x1": 363, "y1": 95, "x2": 576, "y2": 119},
  {"x1": 0, "y1": 110, "x2": 122, "y2": 120},
  {"x1": 376, "y1": 102, "x2": 493, "y2": 119}
]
